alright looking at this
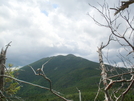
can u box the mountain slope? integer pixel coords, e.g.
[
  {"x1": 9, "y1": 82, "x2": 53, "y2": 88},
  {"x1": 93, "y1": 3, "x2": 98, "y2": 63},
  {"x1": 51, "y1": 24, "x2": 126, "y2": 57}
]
[{"x1": 17, "y1": 54, "x2": 101, "y2": 100}]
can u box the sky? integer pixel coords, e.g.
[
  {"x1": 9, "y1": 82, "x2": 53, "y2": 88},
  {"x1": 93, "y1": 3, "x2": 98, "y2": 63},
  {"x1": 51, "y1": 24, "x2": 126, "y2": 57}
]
[{"x1": 0, "y1": 0, "x2": 134, "y2": 67}]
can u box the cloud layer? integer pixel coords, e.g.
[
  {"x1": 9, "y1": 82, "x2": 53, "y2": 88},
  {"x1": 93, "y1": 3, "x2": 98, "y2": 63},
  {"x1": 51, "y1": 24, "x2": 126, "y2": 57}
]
[{"x1": 0, "y1": 0, "x2": 134, "y2": 66}]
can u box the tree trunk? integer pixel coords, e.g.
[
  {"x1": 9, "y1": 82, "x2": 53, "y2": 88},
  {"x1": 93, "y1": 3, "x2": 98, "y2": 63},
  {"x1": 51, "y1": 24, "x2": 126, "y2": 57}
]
[
  {"x1": 0, "y1": 42, "x2": 11, "y2": 91},
  {"x1": 0, "y1": 49, "x2": 6, "y2": 91}
]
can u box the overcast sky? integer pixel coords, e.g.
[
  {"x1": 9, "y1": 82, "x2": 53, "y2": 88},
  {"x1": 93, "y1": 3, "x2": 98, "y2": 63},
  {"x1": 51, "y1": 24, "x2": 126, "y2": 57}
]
[{"x1": 0, "y1": 0, "x2": 134, "y2": 67}]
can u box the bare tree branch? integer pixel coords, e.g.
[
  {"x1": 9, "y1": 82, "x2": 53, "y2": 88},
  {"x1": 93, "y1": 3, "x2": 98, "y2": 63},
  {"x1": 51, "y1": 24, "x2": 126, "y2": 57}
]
[
  {"x1": 94, "y1": 79, "x2": 102, "y2": 101},
  {"x1": 89, "y1": 1, "x2": 134, "y2": 101},
  {"x1": 110, "y1": 1, "x2": 134, "y2": 15},
  {"x1": 97, "y1": 40, "x2": 113, "y2": 101},
  {"x1": 0, "y1": 75, "x2": 50, "y2": 90},
  {"x1": 29, "y1": 61, "x2": 71, "y2": 101}
]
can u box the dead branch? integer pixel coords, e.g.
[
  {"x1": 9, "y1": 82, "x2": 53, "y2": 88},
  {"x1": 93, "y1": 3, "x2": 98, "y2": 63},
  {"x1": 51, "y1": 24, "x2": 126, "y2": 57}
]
[
  {"x1": 0, "y1": 90, "x2": 7, "y2": 101},
  {"x1": 0, "y1": 42, "x2": 12, "y2": 92},
  {"x1": 94, "y1": 79, "x2": 102, "y2": 101},
  {"x1": 89, "y1": 1, "x2": 134, "y2": 100},
  {"x1": 110, "y1": 0, "x2": 134, "y2": 15},
  {"x1": 108, "y1": 71, "x2": 134, "y2": 79},
  {"x1": 76, "y1": 87, "x2": 82, "y2": 101},
  {"x1": 116, "y1": 74, "x2": 134, "y2": 101},
  {"x1": 97, "y1": 40, "x2": 113, "y2": 101},
  {"x1": 29, "y1": 61, "x2": 71, "y2": 101},
  {"x1": 0, "y1": 75, "x2": 50, "y2": 90}
]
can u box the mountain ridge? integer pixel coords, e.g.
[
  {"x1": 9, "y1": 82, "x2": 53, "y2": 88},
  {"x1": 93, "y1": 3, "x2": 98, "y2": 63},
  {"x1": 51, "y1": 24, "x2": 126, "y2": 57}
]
[{"x1": 17, "y1": 54, "x2": 101, "y2": 100}]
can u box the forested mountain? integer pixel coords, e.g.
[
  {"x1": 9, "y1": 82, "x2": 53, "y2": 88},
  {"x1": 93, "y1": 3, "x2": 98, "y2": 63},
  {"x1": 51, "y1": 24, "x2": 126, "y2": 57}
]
[{"x1": 17, "y1": 54, "x2": 103, "y2": 100}]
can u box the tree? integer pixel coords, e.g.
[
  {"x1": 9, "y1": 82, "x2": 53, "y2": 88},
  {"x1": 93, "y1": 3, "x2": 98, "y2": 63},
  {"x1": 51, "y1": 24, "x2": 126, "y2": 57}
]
[
  {"x1": 0, "y1": 42, "x2": 21, "y2": 101},
  {"x1": 88, "y1": 1, "x2": 134, "y2": 101},
  {"x1": 0, "y1": 42, "x2": 11, "y2": 100},
  {"x1": 4, "y1": 64, "x2": 20, "y2": 99},
  {"x1": 0, "y1": 42, "x2": 11, "y2": 91}
]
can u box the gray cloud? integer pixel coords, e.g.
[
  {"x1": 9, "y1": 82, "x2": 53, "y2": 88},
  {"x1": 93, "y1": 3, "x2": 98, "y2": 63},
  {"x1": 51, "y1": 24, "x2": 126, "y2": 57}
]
[{"x1": 0, "y1": 0, "x2": 134, "y2": 67}]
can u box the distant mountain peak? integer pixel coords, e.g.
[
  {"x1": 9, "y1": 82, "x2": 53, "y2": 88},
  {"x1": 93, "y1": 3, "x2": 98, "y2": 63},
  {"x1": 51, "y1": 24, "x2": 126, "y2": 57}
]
[
  {"x1": 18, "y1": 53, "x2": 101, "y2": 99},
  {"x1": 66, "y1": 54, "x2": 75, "y2": 57}
]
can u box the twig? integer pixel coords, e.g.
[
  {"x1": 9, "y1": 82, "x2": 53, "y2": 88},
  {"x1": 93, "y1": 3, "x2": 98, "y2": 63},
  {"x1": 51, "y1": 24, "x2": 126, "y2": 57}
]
[
  {"x1": 76, "y1": 87, "x2": 82, "y2": 101},
  {"x1": 0, "y1": 75, "x2": 50, "y2": 90},
  {"x1": 29, "y1": 61, "x2": 70, "y2": 101},
  {"x1": 94, "y1": 79, "x2": 102, "y2": 101},
  {"x1": 111, "y1": 1, "x2": 134, "y2": 15}
]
